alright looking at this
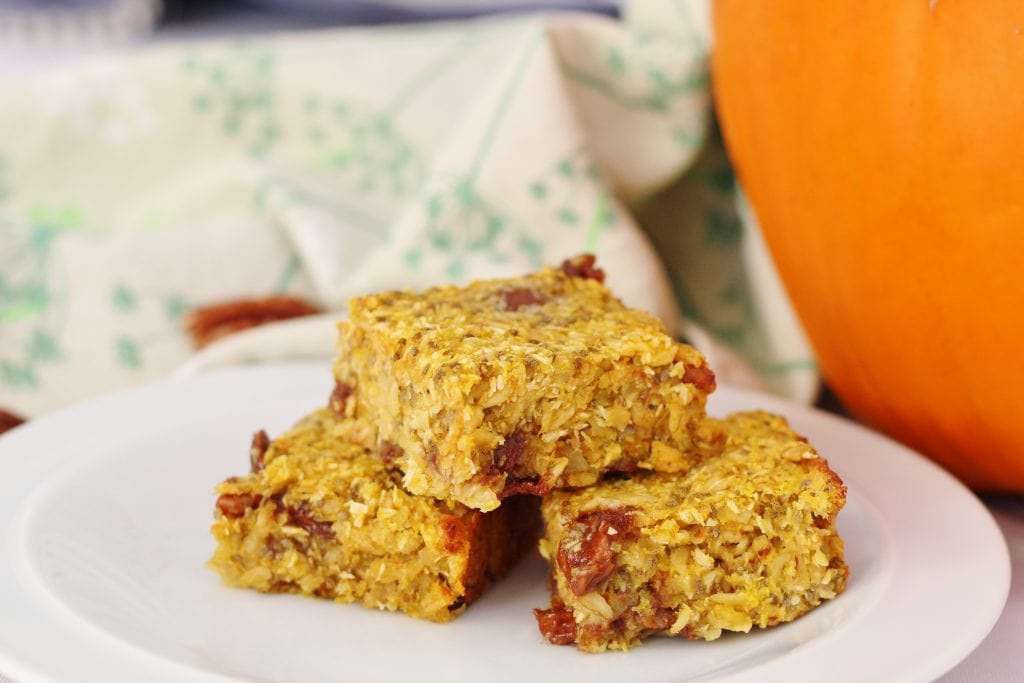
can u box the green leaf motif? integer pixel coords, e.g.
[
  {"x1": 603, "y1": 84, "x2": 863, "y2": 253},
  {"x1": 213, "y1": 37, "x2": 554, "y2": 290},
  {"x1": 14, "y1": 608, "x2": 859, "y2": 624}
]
[
  {"x1": 27, "y1": 329, "x2": 62, "y2": 362},
  {"x1": 111, "y1": 283, "x2": 137, "y2": 312},
  {"x1": 517, "y1": 235, "x2": 543, "y2": 260},
  {"x1": 404, "y1": 248, "x2": 422, "y2": 269},
  {"x1": 183, "y1": 44, "x2": 280, "y2": 154},
  {"x1": 0, "y1": 360, "x2": 37, "y2": 388},
  {"x1": 419, "y1": 177, "x2": 543, "y2": 272},
  {"x1": 714, "y1": 324, "x2": 747, "y2": 347},
  {"x1": 698, "y1": 164, "x2": 737, "y2": 193},
  {"x1": 308, "y1": 105, "x2": 425, "y2": 201},
  {"x1": 164, "y1": 295, "x2": 189, "y2": 323},
  {"x1": 444, "y1": 259, "x2": 465, "y2": 280},
  {"x1": 674, "y1": 127, "x2": 702, "y2": 150},
  {"x1": 528, "y1": 148, "x2": 613, "y2": 243},
  {"x1": 558, "y1": 208, "x2": 580, "y2": 226},
  {"x1": 560, "y1": 35, "x2": 706, "y2": 115},
  {"x1": 718, "y1": 280, "x2": 743, "y2": 306},
  {"x1": 115, "y1": 337, "x2": 143, "y2": 370},
  {"x1": 704, "y1": 208, "x2": 743, "y2": 246},
  {"x1": 0, "y1": 281, "x2": 50, "y2": 322},
  {"x1": 606, "y1": 47, "x2": 627, "y2": 75},
  {"x1": 430, "y1": 230, "x2": 452, "y2": 250}
]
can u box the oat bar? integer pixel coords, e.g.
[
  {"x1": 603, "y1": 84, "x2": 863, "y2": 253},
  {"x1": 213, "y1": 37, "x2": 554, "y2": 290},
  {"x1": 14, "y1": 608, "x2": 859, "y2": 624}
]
[
  {"x1": 332, "y1": 255, "x2": 721, "y2": 511},
  {"x1": 533, "y1": 411, "x2": 848, "y2": 651},
  {"x1": 209, "y1": 409, "x2": 539, "y2": 622}
]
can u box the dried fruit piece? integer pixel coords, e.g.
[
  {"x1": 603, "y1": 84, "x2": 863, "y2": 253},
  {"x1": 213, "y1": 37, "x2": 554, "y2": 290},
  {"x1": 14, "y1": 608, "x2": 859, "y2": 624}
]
[
  {"x1": 492, "y1": 430, "x2": 528, "y2": 474},
  {"x1": 329, "y1": 381, "x2": 355, "y2": 416},
  {"x1": 503, "y1": 288, "x2": 546, "y2": 311},
  {"x1": 534, "y1": 602, "x2": 577, "y2": 645},
  {"x1": 216, "y1": 492, "x2": 262, "y2": 518},
  {"x1": 556, "y1": 508, "x2": 635, "y2": 595},
  {"x1": 559, "y1": 254, "x2": 605, "y2": 282}
]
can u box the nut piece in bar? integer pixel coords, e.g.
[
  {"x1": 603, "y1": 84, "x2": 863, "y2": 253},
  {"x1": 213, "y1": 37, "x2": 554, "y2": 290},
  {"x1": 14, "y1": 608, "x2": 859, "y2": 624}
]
[
  {"x1": 332, "y1": 255, "x2": 722, "y2": 511},
  {"x1": 209, "y1": 409, "x2": 539, "y2": 623},
  {"x1": 534, "y1": 411, "x2": 848, "y2": 652}
]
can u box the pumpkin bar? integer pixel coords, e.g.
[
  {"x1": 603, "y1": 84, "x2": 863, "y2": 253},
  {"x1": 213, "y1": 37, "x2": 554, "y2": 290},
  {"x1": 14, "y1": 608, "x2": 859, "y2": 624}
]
[
  {"x1": 533, "y1": 411, "x2": 848, "y2": 652},
  {"x1": 208, "y1": 409, "x2": 539, "y2": 623},
  {"x1": 332, "y1": 255, "x2": 722, "y2": 512}
]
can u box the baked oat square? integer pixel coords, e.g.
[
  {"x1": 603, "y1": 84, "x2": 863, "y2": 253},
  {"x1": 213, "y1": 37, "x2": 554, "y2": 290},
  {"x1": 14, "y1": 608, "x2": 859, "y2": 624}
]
[
  {"x1": 534, "y1": 411, "x2": 848, "y2": 651},
  {"x1": 209, "y1": 409, "x2": 538, "y2": 623},
  {"x1": 332, "y1": 255, "x2": 721, "y2": 511}
]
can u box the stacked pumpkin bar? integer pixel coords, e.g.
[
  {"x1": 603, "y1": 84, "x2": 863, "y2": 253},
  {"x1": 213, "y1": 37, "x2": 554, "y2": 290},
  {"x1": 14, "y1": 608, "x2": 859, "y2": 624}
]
[
  {"x1": 209, "y1": 255, "x2": 847, "y2": 649},
  {"x1": 209, "y1": 408, "x2": 539, "y2": 621}
]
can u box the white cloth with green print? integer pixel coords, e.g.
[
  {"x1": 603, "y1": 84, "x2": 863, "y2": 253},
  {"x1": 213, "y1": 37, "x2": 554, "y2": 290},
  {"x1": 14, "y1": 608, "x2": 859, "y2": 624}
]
[{"x1": 0, "y1": 0, "x2": 816, "y2": 418}]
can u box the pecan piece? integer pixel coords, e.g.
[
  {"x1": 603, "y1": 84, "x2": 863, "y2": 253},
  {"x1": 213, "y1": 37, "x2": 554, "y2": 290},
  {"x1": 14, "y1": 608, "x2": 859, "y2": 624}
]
[
  {"x1": 503, "y1": 288, "x2": 546, "y2": 311},
  {"x1": 216, "y1": 492, "x2": 262, "y2": 518},
  {"x1": 559, "y1": 254, "x2": 605, "y2": 282},
  {"x1": 534, "y1": 602, "x2": 577, "y2": 645},
  {"x1": 557, "y1": 508, "x2": 635, "y2": 596},
  {"x1": 184, "y1": 295, "x2": 322, "y2": 349},
  {"x1": 0, "y1": 408, "x2": 25, "y2": 436},
  {"x1": 682, "y1": 363, "x2": 716, "y2": 393},
  {"x1": 250, "y1": 429, "x2": 270, "y2": 473}
]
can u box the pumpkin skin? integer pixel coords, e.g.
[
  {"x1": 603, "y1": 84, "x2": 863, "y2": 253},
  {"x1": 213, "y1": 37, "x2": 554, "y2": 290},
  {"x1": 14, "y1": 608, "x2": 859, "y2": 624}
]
[{"x1": 712, "y1": 1, "x2": 1024, "y2": 491}]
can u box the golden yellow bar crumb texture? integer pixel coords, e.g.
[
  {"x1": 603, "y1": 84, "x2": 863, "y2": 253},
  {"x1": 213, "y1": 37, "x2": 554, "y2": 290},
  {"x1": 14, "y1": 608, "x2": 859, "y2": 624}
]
[
  {"x1": 534, "y1": 411, "x2": 848, "y2": 652},
  {"x1": 332, "y1": 256, "x2": 722, "y2": 512},
  {"x1": 209, "y1": 409, "x2": 539, "y2": 623}
]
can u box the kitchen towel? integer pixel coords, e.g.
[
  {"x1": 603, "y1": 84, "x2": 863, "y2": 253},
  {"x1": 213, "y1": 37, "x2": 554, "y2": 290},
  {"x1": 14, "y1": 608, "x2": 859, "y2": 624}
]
[{"x1": 0, "y1": 0, "x2": 816, "y2": 417}]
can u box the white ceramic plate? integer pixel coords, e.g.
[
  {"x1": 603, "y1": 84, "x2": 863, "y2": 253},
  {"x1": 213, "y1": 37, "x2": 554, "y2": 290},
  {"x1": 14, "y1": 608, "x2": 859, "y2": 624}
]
[{"x1": 0, "y1": 363, "x2": 1009, "y2": 683}]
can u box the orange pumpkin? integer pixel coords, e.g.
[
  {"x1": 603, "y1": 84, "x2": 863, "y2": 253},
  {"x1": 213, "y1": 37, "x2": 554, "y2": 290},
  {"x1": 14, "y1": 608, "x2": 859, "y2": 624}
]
[{"x1": 712, "y1": 1, "x2": 1024, "y2": 491}]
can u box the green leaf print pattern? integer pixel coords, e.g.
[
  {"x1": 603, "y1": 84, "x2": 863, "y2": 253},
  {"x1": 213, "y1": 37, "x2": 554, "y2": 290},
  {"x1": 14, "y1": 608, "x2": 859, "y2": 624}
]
[
  {"x1": 306, "y1": 98, "x2": 425, "y2": 198},
  {"x1": 562, "y1": 43, "x2": 705, "y2": 112},
  {"x1": 107, "y1": 283, "x2": 193, "y2": 372},
  {"x1": 183, "y1": 43, "x2": 279, "y2": 157},
  {"x1": 0, "y1": 201, "x2": 79, "y2": 389},
  {"x1": 527, "y1": 147, "x2": 616, "y2": 251},
  {"x1": 404, "y1": 32, "x2": 547, "y2": 278},
  {"x1": 558, "y1": 26, "x2": 706, "y2": 153},
  {"x1": 650, "y1": 119, "x2": 815, "y2": 378},
  {"x1": 184, "y1": 34, "x2": 491, "y2": 221},
  {"x1": 306, "y1": 34, "x2": 488, "y2": 199},
  {"x1": 115, "y1": 336, "x2": 143, "y2": 369}
]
